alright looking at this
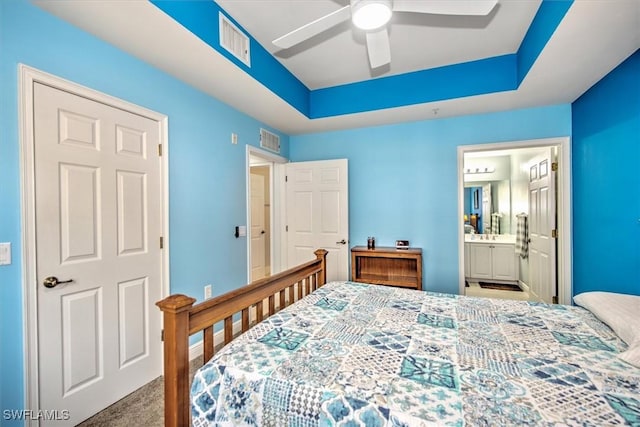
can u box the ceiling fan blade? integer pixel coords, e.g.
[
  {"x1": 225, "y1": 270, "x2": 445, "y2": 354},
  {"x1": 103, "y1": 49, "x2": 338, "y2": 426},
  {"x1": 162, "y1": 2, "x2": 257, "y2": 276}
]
[
  {"x1": 366, "y1": 28, "x2": 391, "y2": 69},
  {"x1": 273, "y1": 5, "x2": 351, "y2": 49},
  {"x1": 393, "y1": 0, "x2": 498, "y2": 16}
]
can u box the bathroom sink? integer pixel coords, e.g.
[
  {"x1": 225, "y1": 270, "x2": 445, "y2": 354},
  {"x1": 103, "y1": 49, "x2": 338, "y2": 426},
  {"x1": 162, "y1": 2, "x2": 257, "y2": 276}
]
[{"x1": 465, "y1": 234, "x2": 516, "y2": 244}]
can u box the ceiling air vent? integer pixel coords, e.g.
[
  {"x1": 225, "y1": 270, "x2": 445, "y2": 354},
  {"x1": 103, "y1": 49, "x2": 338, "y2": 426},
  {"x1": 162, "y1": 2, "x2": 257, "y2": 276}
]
[
  {"x1": 260, "y1": 129, "x2": 280, "y2": 154},
  {"x1": 219, "y1": 12, "x2": 250, "y2": 67}
]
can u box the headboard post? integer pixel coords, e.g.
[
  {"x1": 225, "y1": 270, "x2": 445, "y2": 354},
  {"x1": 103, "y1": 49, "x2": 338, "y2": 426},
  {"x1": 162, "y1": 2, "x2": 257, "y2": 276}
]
[
  {"x1": 314, "y1": 249, "x2": 328, "y2": 286},
  {"x1": 156, "y1": 294, "x2": 196, "y2": 427}
]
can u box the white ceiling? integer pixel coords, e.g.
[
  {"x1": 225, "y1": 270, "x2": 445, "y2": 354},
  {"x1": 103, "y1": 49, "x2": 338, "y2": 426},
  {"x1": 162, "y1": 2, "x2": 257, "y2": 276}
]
[
  {"x1": 217, "y1": 0, "x2": 541, "y2": 89},
  {"x1": 35, "y1": 0, "x2": 640, "y2": 135}
]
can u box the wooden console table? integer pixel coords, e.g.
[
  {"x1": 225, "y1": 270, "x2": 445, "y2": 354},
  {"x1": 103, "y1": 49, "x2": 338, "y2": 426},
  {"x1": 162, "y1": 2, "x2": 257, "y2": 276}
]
[{"x1": 351, "y1": 246, "x2": 422, "y2": 290}]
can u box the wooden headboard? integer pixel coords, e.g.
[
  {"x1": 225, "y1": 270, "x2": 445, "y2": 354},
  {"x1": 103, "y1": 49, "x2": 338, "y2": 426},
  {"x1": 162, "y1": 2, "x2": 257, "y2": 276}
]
[{"x1": 156, "y1": 249, "x2": 328, "y2": 426}]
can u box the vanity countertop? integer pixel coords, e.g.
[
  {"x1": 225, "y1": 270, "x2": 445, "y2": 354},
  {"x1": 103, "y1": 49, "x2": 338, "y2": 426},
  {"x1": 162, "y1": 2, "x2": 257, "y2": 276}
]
[{"x1": 465, "y1": 234, "x2": 517, "y2": 244}]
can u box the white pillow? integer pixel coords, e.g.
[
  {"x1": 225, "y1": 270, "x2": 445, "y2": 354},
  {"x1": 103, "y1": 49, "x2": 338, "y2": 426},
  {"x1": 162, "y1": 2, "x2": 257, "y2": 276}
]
[
  {"x1": 619, "y1": 345, "x2": 640, "y2": 369},
  {"x1": 573, "y1": 291, "x2": 640, "y2": 368}
]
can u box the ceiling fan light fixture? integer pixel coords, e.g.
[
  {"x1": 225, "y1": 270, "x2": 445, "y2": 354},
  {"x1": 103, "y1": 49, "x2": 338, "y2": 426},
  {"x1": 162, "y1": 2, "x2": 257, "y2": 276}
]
[{"x1": 352, "y1": 0, "x2": 392, "y2": 31}]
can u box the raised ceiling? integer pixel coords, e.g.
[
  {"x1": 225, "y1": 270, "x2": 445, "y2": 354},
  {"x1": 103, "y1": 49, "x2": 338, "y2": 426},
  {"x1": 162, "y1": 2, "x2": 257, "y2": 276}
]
[
  {"x1": 35, "y1": 0, "x2": 640, "y2": 134},
  {"x1": 217, "y1": 0, "x2": 542, "y2": 90}
]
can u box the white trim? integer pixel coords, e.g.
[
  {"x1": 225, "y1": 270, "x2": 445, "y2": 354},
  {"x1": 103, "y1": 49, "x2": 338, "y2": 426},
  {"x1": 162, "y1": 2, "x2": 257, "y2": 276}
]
[
  {"x1": 557, "y1": 140, "x2": 573, "y2": 305},
  {"x1": 19, "y1": 64, "x2": 170, "y2": 423},
  {"x1": 189, "y1": 341, "x2": 204, "y2": 362},
  {"x1": 189, "y1": 316, "x2": 247, "y2": 362},
  {"x1": 245, "y1": 146, "x2": 287, "y2": 282},
  {"x1": 518, "y1": 279, "x2": 530, "y2": 294},
  {"x1": 247, "y1": 144, "x2": 287, "y2": 164},
  {"x1": 273, "y1": 162, "x2": 289, "y2": 273},
  {"x1": 457, "y1": 137, "x2": 572, "y2": 304}
]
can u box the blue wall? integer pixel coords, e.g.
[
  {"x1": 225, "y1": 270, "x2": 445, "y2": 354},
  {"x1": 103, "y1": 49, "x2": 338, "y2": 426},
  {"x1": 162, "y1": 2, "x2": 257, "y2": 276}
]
[
  {"x1": 572, "y1": 49, "x2": 640, "y2": 296},
  {"x1": 0, "y1": 0, "x2": 288, "y2": 418},
  {"x1": 289, "y1": 104, "x2": 572, "y2": 294},
  {"x1": 1, "y1": 0, "x2": 635, "y2": 419}
]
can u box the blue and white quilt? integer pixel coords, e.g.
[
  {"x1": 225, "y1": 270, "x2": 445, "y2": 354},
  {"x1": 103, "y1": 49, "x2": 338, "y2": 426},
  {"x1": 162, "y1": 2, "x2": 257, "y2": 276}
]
[{"x1": 191, "y1": 281, "x2": 640, "y2": 426}]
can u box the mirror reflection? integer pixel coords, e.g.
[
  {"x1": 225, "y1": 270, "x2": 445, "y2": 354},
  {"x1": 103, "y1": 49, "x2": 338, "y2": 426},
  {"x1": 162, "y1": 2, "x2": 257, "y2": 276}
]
[
  {"x1": 463, "y1": 150, "x2": 514, "y2": 235},
  {"x1": 463, "y1": 180, "x2": 511, "y2": 234}
]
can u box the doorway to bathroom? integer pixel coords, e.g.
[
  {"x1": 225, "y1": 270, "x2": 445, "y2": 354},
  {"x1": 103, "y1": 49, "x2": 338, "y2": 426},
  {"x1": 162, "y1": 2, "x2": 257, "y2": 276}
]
[{"x1": 458, "y1": 137, "x2": 572, "y2": 304}]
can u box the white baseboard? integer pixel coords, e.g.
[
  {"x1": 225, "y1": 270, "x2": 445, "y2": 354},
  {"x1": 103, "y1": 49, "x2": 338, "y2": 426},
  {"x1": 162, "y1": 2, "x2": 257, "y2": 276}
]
[
  {"x1": 189, "y1": 341, "x2": 204, "y2": 361},
  {"x1": 188, "y1": 317, "x2": 245, "y2": 362},
  {"x1": 518, "y1": 280, "x2": 530, "y2": 293}
]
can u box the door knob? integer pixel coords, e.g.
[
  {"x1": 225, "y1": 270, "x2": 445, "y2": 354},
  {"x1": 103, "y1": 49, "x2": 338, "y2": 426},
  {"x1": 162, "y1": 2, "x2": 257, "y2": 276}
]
[
  {"x1": 261, "y1": 230, "x2": 266, "y2": 234},
  {"x1": 43, "y1": 276, "x2": 74, "y2": 288},
  {"x1": 336, "y1": 239, "x2": 347, "y2": 245}
]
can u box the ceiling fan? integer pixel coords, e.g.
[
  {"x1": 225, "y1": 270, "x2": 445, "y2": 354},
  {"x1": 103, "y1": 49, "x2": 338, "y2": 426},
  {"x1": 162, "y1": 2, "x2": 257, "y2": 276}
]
[{"x1": 272, "y1": 0, "x2": 498, "y2": 69}]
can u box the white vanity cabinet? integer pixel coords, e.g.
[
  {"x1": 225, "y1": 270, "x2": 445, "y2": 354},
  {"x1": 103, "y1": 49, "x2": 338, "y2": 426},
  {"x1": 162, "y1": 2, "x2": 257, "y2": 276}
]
[{"x1": 466, "y1": 242, "x2": 518, "y2": 283}]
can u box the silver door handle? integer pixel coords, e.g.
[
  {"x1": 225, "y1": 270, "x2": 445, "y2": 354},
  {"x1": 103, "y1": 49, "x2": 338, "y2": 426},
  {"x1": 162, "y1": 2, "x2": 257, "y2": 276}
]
[
  {"x1": 43, "y1": 276, "x2": 74, "y2": 288},
  {"x1": 336, "y1": 239, "x2": 347, "y2": 245}
]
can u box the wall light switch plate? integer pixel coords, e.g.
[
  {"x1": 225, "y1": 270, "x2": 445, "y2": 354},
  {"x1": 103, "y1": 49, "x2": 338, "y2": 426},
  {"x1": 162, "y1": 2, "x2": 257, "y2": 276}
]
[
  {"x1": 238, "y1": 226, "x2": 247, "y2": 237},
  {"x1": 0, "y1": 243, "x2": 11, "y2": 265}
]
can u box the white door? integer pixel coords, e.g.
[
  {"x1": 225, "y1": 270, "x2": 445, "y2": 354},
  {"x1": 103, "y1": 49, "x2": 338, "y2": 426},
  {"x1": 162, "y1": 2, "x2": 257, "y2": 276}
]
[
  {"x1": 528, "y1": 150, "x2": 557, "y2": 303},
  {"x1": 34, "y1": 82, "x2": 163, "y2": 425},
  {"x1": 250, "y1": 172, "x2": 266, "y2": 281},
  {"x1": 286, "y1": 159, "x2": 349, "y2": 281}
]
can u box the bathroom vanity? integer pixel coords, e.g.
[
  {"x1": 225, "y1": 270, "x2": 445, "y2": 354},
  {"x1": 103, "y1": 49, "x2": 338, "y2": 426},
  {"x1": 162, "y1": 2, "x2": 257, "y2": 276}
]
[{"x1": 464, "y1": 235, "x2": 519, "y2": 284}]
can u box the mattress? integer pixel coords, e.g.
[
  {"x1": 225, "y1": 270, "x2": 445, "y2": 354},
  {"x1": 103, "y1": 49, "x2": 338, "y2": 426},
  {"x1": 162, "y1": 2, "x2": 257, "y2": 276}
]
[{"x1": 191, "y1": 281, "x2": 640, "y2": 426}]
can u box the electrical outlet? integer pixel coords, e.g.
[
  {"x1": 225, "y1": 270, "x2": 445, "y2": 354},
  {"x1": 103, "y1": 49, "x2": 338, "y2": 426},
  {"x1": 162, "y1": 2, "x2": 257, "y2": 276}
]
[{"x1": 204, "y1": 284, "x2": 212, "y2": 300}]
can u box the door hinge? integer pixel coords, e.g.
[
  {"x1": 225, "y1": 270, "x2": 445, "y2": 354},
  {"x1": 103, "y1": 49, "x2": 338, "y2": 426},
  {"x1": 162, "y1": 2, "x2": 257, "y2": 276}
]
[
  {"x1": 551, "y1": 229, "x2": 558, "y2": 239},
  {"x1": 158, "y1": 144, "x2": 163, "y2": 157},
  {"x1": 551, "y1": 162, "x2": 558, "y2": 172},
  {"x1": 160, "y1": 236, "x2": 164, "y2": 249},
  {"x1": 285, "y1": 175, "x2": 288, "y2": 182},
  {"x1": 286, "y1": 225, "x2": 288, "y2": 232},
  {"x1": 161, "y1": 329, "x2": 164, "y2": 341}
]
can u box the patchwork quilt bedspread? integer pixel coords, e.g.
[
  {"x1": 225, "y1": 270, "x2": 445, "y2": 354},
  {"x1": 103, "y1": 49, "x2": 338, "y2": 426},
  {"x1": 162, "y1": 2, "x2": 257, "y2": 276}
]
[{"x1": 191, "y1": 281, "x2": 640, "y2": 426}]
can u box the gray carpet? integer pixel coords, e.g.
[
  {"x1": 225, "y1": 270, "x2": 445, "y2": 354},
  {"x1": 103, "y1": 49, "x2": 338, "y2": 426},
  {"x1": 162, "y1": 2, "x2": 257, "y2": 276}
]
[{"x1": 78, "y1": 358, "x2": 203, "y2": 426}]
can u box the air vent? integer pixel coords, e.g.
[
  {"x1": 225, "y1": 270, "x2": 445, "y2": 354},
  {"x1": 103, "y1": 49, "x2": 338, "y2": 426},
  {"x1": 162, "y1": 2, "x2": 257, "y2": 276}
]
[
  {"x1": 260, "y1": 129, "x2": 280, "y2": 154},
  {"x1": 219, "y1": 12, "x2": 250, "y2": 67}
]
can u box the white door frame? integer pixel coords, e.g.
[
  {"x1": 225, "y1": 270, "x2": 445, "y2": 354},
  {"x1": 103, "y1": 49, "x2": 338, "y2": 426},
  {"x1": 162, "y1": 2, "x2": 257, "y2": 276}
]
[
  {"x1": 457, "y1": 137, "x2": 572, "y2": 304},
  {"x1": 19, "y1": 64, "x2": 170, "y2": 421},
  {"x1": 245, "y1": 146, "x2": 287, "y2": 282}
]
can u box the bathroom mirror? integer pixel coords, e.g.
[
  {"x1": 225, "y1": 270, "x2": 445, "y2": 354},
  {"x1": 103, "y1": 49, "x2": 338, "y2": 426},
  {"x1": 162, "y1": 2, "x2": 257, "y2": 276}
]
[
  {"x1": 464, "y1": 147, "x2": 558, "y2": 236},
  {"x1": 463, "y1": 180, "x2": 511, "y2": 234}
]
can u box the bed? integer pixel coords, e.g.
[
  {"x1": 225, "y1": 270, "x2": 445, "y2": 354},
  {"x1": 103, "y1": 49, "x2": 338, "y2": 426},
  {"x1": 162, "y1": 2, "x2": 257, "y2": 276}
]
[{"x1": 157, "y1": 250, "x2": 640, "y2": 426}]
